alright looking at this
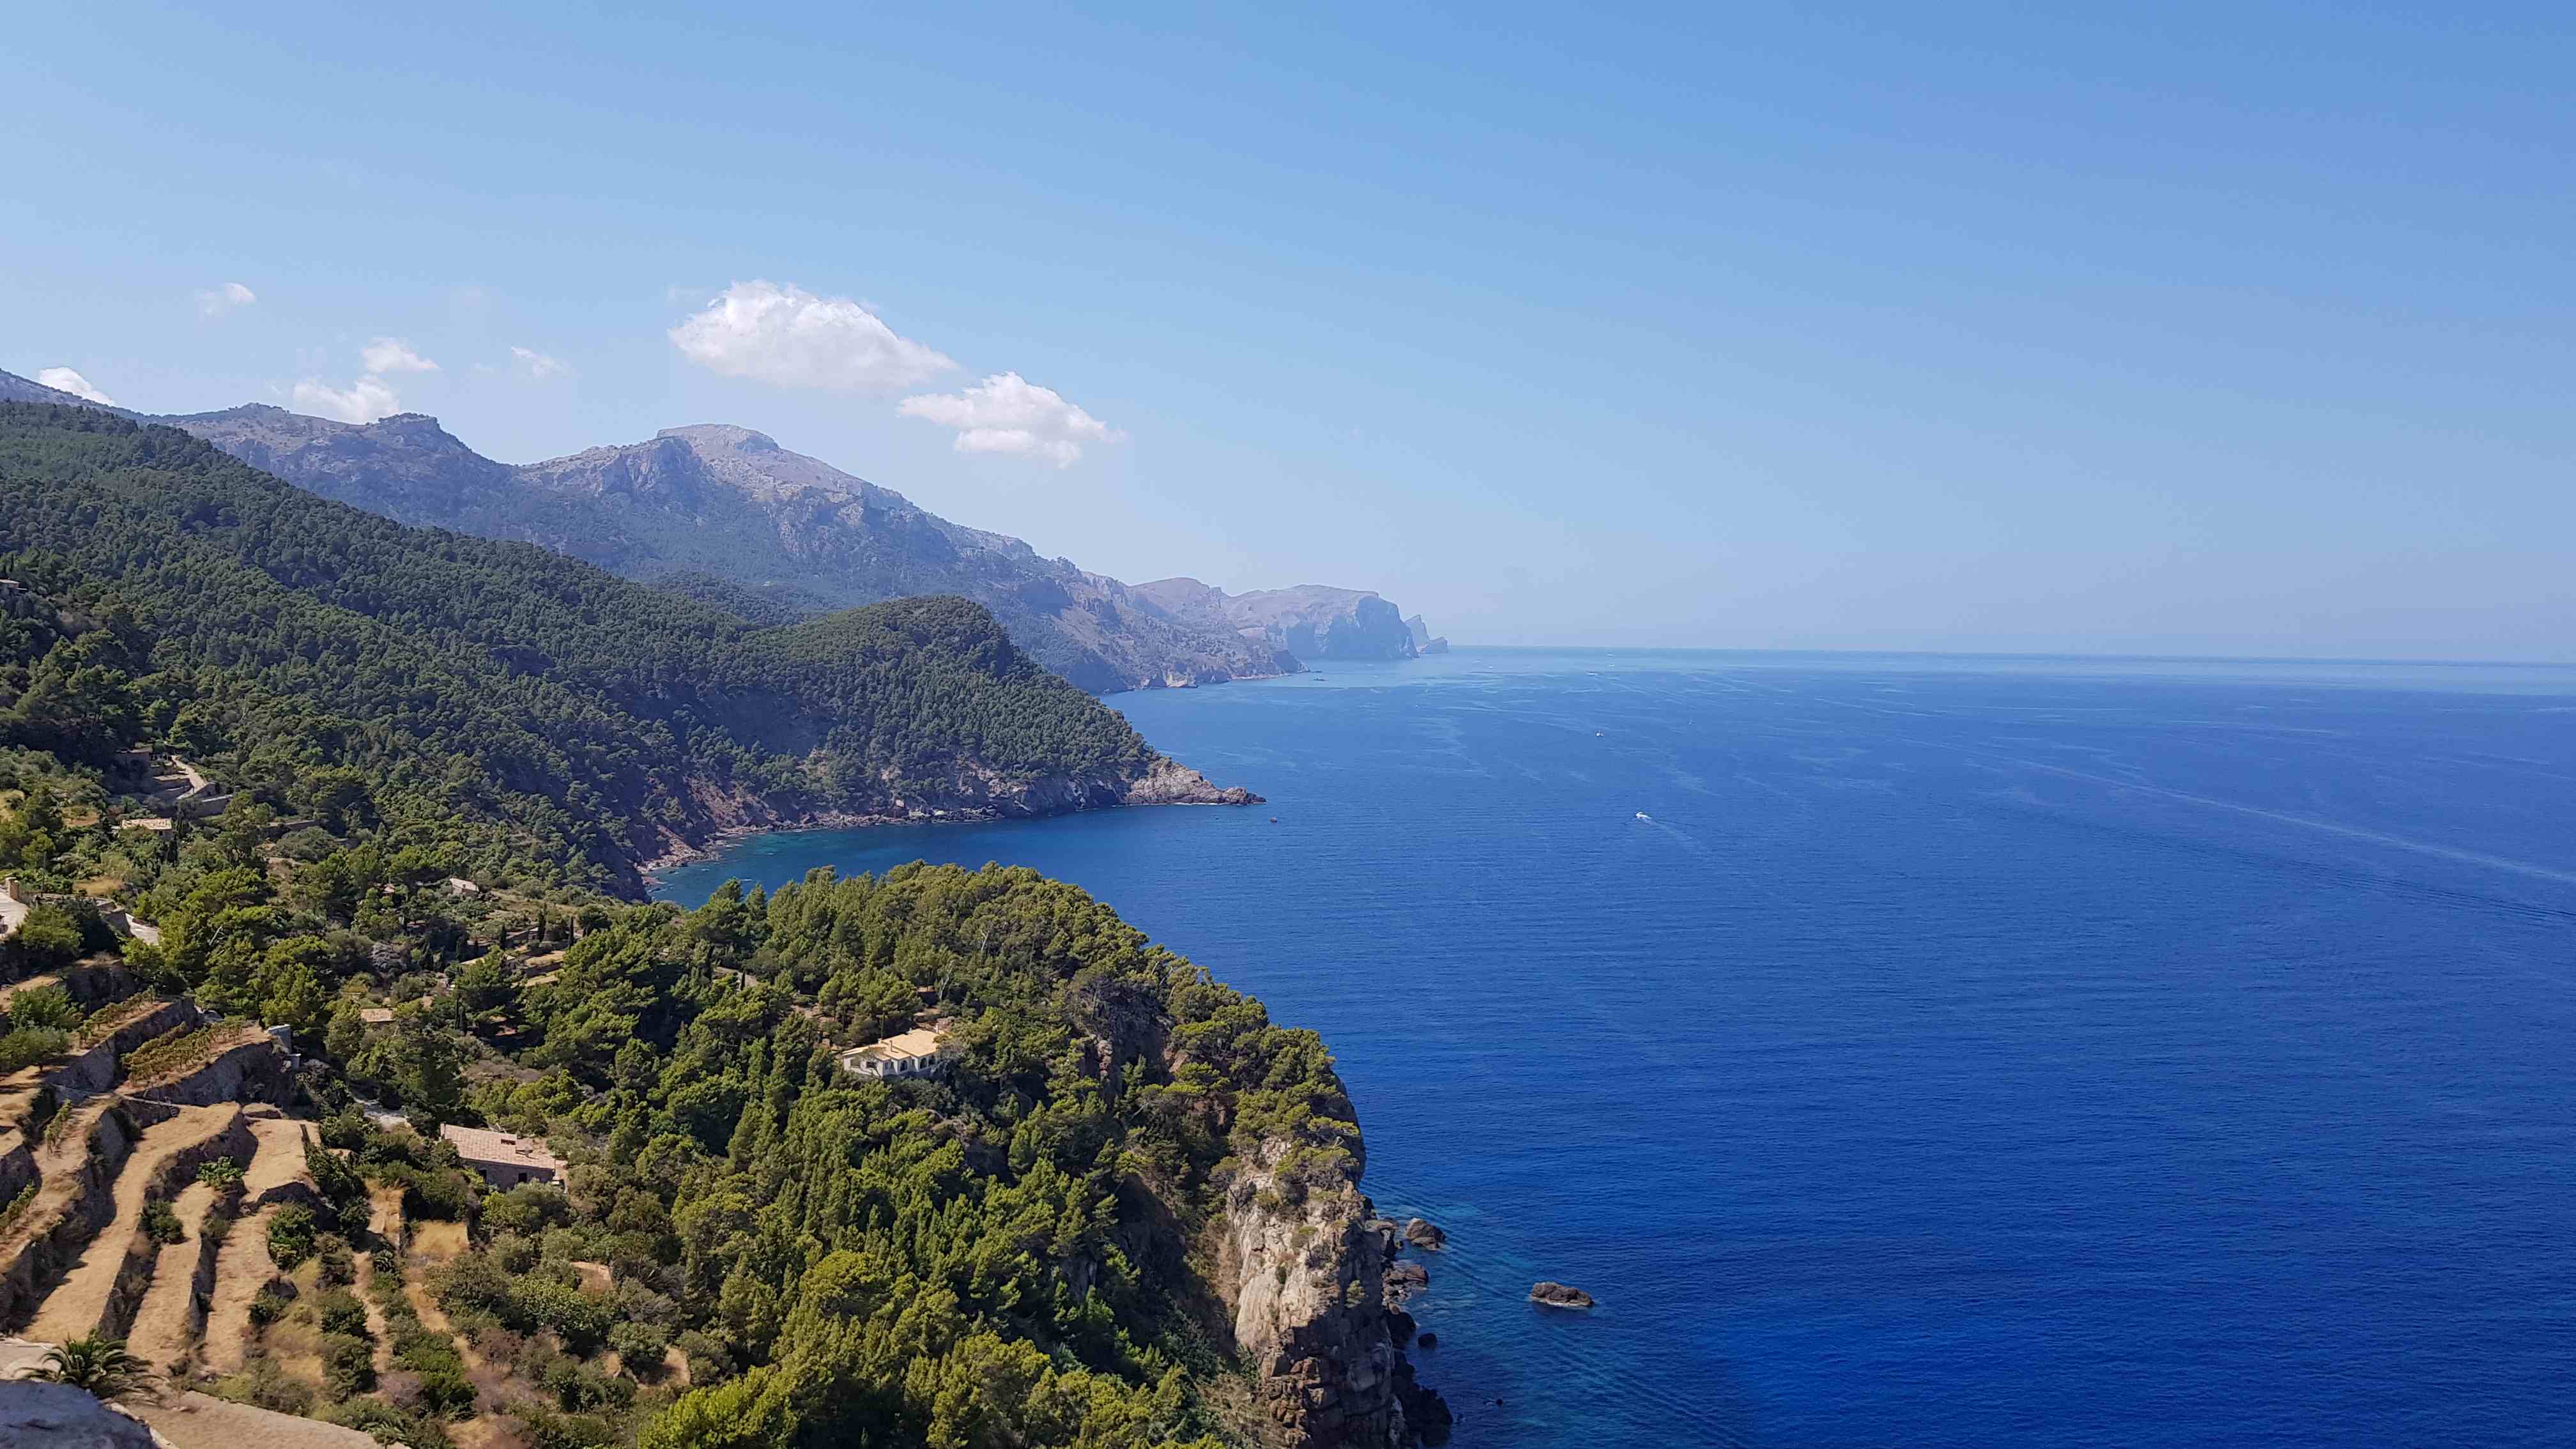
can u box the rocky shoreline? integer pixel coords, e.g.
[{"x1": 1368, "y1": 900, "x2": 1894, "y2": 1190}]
[{"x1": 638, "y1": 755, "x2": 1262, "y2": 885}]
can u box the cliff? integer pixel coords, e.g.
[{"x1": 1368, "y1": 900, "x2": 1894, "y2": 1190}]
[
  {"x1": 1212, "y1": 1141, "x2": 1444, "y2": 1446},
  {"x1": 1135, "y1": 579, "x2": 1422, "y2": 663},
  {"x1": 1404, "y1": 615, "x2": 1450, "y2": 655}
]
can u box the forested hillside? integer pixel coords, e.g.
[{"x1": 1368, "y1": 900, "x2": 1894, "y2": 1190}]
[
  {"x1": 0, "y1": 404, "x2": 1250, "y2": 893},
  {"x1": 160, "y1": 404, "x2": 1307, "y2": 694},
  {"x1": 0, "y1": 400, "x2": 1434, "y2": 1448}
]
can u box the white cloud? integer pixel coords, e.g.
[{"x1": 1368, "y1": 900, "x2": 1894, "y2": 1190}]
[
  {"x1": 509, "y1": 345, "x2": 571, "y2": 381},
  {"x1": 360, "y1": 337, "x2": 440, "y2": 374},
  {"x1": 34, "y1": 367, "x2": 116, "y2": 406},
  {"x1": 670, "y1": 279, "x2": 956, "y2": 391},
  {"x1": 293, "y1": 375, "x2": 403, "y2": 423},
  {"x1": 195, "y1": 282, "x2": 257, "y2": 319},
  {"x1": 898, "y1": 372, "x2": 1126, "y2": 468}
]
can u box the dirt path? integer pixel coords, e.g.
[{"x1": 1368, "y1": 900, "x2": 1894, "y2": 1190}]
[
  {"x1": 198, "y1": 1117, "x2": 313, "y2": 1376},
  {"x1": 358, "y1": 1187, "x2": 405, "y2": 1376},
  {"x1": 25, "y1": 1102, "x2": 237, "y2": 1344},
  {"x1": 124, "y1": 1177, "x2": 222, "y2": 1372}
]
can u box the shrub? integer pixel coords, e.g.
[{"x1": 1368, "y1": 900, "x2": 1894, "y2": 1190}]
[
  {"x1": 307, "y1": 1144, "x2": 369, "y2": 1232},
  {"x1": 318, "y1": 1234, "x2": 357, "y2": 1287},
  {"x1": 210, "y1": 1358, "x2": 312, "y2": 1415},
  {"x1": 10, "y1": 907, "x2": 82, "y2": 972},
  {"x1": 316, "y1": 1287, "x2": 372, "y2": 1338},
  {"x1": 266, "y1": 1204, "x2": 318, "y2": 1268},
  {"x1": 319, "y1": 1111, "x2": 371, "y2": 1151},
  {"x1": 0, "y1": 1025, "x2": 70, "y2": 1073},
  {"x1": 402, "y1": 1166, "x2": 472, "y2": 1221},
  {"x1": 141, "y1": 1198, "x2": 184, "y2": 1245},
  {"x1": 4, "y1": 983, "x2": 78, "y2": 1032},
  {"x1": 490, "y1": 1232, "x2": 539, "y2": 1275},
  {"x1": 249, "y1": 1288, "x2": 292, "y2": 1326},
  {"x1": 0, "y1": 1183, "x2": 39, "y2": 1236},
  {"x1": 414, "y1": 1364, "x2": 478, "y2": 1420},
  {"x1": 195, "y1": 1156, "x2": 245, "y2": 1192},
  {"x1": 608, "y1": 1319, "x2": 669, "y2": 1377},
  {"x1": 321, "y1": 1330, "x2": 376, "y2": 1396},
  {"x1": 480, "y1": 1182, "x2": 567, "y2": 1239}
]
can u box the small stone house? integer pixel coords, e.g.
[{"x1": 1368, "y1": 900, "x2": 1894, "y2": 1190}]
[
  {"x1": 440, "y1": 1124, "x2": 565, "y2": 1189},
  {"x1": 838, "y1": 1025, "x2": 954, "y2": 1081}
]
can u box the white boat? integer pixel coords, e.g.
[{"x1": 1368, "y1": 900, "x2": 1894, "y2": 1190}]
[{"x1": 1634, "y1": 811, "x2": 1652, "y2": 820}]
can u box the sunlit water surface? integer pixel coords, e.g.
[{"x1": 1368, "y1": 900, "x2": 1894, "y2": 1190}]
[{"x1": 659, "y1": 649, "x2": 2576, "y2": 1447}]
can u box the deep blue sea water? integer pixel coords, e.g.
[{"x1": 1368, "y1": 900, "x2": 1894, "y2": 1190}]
[{"x1": 657, "y1": 649, "x2": 2576, "y2": 1447}]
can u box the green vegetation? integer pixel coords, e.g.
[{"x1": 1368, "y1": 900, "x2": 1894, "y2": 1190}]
[
  {"x1": 0, "y1": 404, "x2": 1414, "y2": 1445},
  {"x1": 141, "y1": 1197, "x2": 184, "y2": 1245},
  {"x1": 0, "y1": 402, "x2": 1161, "y2": 891},
  {"x1": 266, "y1": 1202, "x2": 318, "y2": 1268},
  {"x1": 119, "y1": 1023, "x2": 216, "y2": 1082},
  {"x1": 22, "y1": 1336, "x2": 156, "y2": 1402}
]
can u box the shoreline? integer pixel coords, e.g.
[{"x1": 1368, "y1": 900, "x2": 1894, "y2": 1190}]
[{"x1": 638, "y1": 792, "x2": 1262, "y2": 891}]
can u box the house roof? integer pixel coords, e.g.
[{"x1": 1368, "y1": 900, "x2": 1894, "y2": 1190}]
[
  {"x1": 440, "y1": 1124, "x2": 565, "y2": 1174},
  {"x1": 358, "y1": 1008, "x2": 395, "y2": 1025},
  {"x1": 841, "y1": 1025, "x2": 949, "y2": 1063}
]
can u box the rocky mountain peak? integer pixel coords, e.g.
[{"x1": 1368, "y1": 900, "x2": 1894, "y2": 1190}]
[{"x1": 657, "y1": 422, "x2": 781, "y2": 454}]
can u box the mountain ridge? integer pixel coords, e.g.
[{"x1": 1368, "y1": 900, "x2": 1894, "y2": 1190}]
[
  {"x1": 0, "y1": 371, "x2": 1441, "y2": 694},
  {"x1": 0, "y1": 402, "x2": 1258, "y2": 894}
]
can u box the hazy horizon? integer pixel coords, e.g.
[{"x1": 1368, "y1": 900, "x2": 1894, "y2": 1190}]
[{"x1": 10, "y1": 4, "x2": 2572, "y2": 661}]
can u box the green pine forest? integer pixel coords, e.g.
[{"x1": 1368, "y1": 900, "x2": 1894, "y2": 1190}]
[
  {"x1": 0, "y1": 402, "x2": 1160, "y2": 894},
  {"x1": 0, "y1": 402, "x2": 1384, "y2": 1446}
]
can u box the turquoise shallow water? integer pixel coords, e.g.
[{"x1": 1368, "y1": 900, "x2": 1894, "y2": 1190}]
[{"x1": 657, "y1": 649, "x2": 2576, "y2": 1447}]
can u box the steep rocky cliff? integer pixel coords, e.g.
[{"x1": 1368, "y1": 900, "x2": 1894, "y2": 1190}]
[
  {"x1": 1211, "y1": 1141, "x2": 1445, "y2": 1447},
  {"x1": 1137, "y1": 579, "x2": 1422, "y2": 662}
]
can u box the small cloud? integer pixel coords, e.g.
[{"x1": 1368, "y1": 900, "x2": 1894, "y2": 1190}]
[
  {"x1": 293, "y1": 375, "x2": 402, "y2": 423},
  {"x1": 509, "y1": 346, "x2": 571, "y2": 381},
  {"x1": 34, "y1": 367, "x2": 116, "y2": 406},
  {"x1": 898, "y1": 372, "x2": 1126, "y2": 468},
  {"x1": 195, "y1": 282, "x2": 257, "y2": 319},
  {"x1": 670, "y1": 279, "x2": 956, "y2": 392},
  {"x1": 360, "y1": 337, "x2": 440, "y2": 374}
]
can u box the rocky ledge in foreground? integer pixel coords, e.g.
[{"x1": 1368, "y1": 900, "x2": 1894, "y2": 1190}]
[{"x1": 1529, "y1": 1281, "x2": 1596, "y2": 1309}]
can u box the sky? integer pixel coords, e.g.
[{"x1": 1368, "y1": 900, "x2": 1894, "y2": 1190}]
[{"x1": 6, "y1": 2, "x2": 2572, "y2": 660}]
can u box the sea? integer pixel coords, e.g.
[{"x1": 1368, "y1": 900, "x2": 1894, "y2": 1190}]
[{"x1": 654, "y1": 648, "x2": 2576, "y2": 1448}]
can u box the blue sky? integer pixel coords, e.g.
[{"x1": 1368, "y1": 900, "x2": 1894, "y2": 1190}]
[{"x1": 7, "y1": 3, "x2": 2572, "y2": 659}]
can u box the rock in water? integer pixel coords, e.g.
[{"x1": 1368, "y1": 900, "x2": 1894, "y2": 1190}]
[
  {"x1": 1402, "y1": 1216, "x2": 1446, "y2": 1250},
  {"x1": 1384, "y1": 1259, "x2": 1430, "y2": 1304},
  {"x1": 1416, "y1": 1331, "x2": 1439, "y2": 1349},
  {"x1": 1528, "y1": 1280, "x2": 1595, "y2": 1309}
]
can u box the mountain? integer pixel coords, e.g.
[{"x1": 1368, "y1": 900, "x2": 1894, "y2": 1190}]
[
  {"x1": 151, "y1": 403, "x2": 1306, "y2": 693},
  {"x1": 1133, "y1": 578, "x2": 1422, "y2": 661},
  {"x1": 0, "y1": 370, "x2": 1452, "y2": 694},
  {"x1": 0, "y1": 369, "x2": 128, "y2": 408},
  {"x1": 0, "y1": 403, "x2": 1255, "y2": 893}
]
